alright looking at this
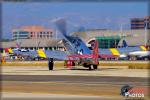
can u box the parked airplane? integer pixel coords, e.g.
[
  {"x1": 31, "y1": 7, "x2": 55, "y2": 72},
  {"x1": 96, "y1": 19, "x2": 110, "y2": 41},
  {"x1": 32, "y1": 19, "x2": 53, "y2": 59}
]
[
  {"x1": 97, "y1": 40, "x2": 149, "y2": 60},
  {"x1": 4, "y1": 42, "x2": 38, "y2": 60},
  {"x1": 128, "y1": 50, "x2": 150, "y2": 60},
  {"x1": 120, "y1": 40, "x2": 150, "y2": 60},
  {"x1": 5, "y1": 48, "x2": 38, "y2": 60}
]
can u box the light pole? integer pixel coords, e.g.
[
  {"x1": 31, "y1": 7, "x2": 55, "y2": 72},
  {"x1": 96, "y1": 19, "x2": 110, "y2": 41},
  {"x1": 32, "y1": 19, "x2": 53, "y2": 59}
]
[
  {"x1": 17, "y1": 31, "x2": 20, "y2": 49},
  {"x1": 144, "y1": 19, "x2": 148, "y2": 46},
  {"x1": 55, "y1": 28, "x2": 58, "y2": 50},
  {"x1": 120, "y1": 22, "x2": 126, "y2": 38},
  {"x1": 36, "y1": 32, "x2": 38, "y2": 50}
]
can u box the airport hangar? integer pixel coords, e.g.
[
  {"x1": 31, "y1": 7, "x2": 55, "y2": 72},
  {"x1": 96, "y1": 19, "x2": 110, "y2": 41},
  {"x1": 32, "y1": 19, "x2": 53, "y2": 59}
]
[
  {"x1": 74, "y1": 29, "x2": 150, "y2": 48},
  {"x1": 0, "y1": 29, "x2": 150, "y2": 54}
]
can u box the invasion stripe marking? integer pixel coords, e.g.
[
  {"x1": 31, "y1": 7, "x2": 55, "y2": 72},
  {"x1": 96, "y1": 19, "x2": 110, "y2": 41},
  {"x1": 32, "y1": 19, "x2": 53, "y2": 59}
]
[
  {"x1": 109, "y1": 48, "x2": 120, "y2": 56},
  {"x1": 8, "y1": 48, "x2": 13, "y2": 54},
  {"x1": 140, "y1": 46, "x2": 147, "y2": 51},
  {"x1": 37, "y1": 49, "x2": 46, "y2": 58}
]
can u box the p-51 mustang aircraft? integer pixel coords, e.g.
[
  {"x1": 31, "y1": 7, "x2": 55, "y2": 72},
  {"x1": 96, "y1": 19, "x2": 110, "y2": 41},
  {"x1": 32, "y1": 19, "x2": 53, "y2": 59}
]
[{"x1": 46, "y1": 18, "x2": 100, "y2": 70}]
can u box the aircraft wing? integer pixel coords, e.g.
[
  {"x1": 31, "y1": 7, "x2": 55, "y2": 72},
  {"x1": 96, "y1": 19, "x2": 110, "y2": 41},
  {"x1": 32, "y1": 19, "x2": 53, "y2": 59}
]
[
  {"x1": 98, "y1": 49, "x2": 119, "y2": 58},
  {"x1": 5, "y1": 48, "x2": 38, "y2": 57},
  {"x1": 37, "y1": 49, "x2": 68, "y2": 60},
  {"x1": 17, "y1": 50, "x2": 38, "y2": 57},
  {"x1": 98, "y1": 46, "x2": 148, "y2": 58},
  {"x1": 5, "y1": 48, "x2": 68, "y2": 60}
]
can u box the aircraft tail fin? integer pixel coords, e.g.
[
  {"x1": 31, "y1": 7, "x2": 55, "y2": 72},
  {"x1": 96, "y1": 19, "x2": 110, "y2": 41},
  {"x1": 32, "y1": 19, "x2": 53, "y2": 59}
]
[
  {"x1": 16, "y1": 42, "x2": 20, "y2": 48},
  {"x1": 122, "y1": 40, "x2": 128, "y2": 47}
]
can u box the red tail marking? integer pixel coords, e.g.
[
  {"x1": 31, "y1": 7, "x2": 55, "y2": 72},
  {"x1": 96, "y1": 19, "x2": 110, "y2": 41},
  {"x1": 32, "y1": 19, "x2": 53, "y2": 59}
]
[{"x1": 93, "y1": 40, "x2": 99, "y2": 64}]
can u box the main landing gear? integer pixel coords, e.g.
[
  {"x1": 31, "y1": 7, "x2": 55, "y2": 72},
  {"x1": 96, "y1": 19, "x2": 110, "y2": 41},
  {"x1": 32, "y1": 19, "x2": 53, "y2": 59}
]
[{"x1": 83, "y1": 63, "x2": 98, "y2": 70}]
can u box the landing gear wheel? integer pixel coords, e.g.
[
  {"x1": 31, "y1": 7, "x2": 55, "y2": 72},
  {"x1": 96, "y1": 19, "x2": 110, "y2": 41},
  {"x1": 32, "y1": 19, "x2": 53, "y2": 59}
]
[
  {"x1": 130, "y1": 56, "x2": 137, "y2": 61},
  {"x1": 93, "y1": 65, "x2": 98, "y2": 70},
  {"x1": 89, "y1": 66, "x2": 92, "y2": 70}
]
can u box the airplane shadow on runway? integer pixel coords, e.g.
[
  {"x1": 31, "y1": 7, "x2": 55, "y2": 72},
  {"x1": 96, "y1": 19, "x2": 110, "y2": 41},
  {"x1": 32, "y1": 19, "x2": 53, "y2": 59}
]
[
  {"x1": 69, "y1": 68, "x2": 122, "y2": 71},
  {"x1": 16, "y1": 68, "x2": 122, "y2": 72}
]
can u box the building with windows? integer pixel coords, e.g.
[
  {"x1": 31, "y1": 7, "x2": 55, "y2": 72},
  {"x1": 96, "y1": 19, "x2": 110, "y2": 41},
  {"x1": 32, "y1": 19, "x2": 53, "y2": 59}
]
[
  {"x1": 74, "y1": 29, "x2": 150, "y2": 48},
  {"x1": 131, "y1": 16, "x2": 150, "y2": 29},
  {"x1": 0, "y1": 39, "x2": 65, "y2": 51},
  {"x1": 95, "y1": 36, "x2": 121, "y2": 48},
  {"x1": 0, "y1": 28, "x2": 149, "y2": 53},
  {"x1": 12, "y1": 26, "x2": 53, "y2": 40}
]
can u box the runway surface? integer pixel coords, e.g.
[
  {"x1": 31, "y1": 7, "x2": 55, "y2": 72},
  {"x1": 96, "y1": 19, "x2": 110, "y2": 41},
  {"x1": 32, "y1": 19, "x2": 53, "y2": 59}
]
[
  {"x1": 1, "y1": 66, "x2": 149, "y2": 77},
  {"x1": 1, "y1": 75, "x2": 149, "y2": 86},
  {"x1": 1, "y1": 92, "x2": 113, "y2": 100},
  {"x1": 1, "y1": 75, "x2": 150, "y2": 99},
  {"x1": 1, "y1": 65, "x2": 150, "y2": 100}
]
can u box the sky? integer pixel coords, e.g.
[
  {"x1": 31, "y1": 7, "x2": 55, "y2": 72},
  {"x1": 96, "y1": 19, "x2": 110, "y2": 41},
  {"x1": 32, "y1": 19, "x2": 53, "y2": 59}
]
[{"x1": 1, "y1": 1, "x2": 149, "y2": 39}]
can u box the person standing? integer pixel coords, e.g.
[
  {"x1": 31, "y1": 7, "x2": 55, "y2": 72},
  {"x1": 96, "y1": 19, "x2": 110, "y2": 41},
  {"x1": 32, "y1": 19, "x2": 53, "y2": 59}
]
[{"x1": 48, "y1": 58, "x2": 54, "y2": 70}]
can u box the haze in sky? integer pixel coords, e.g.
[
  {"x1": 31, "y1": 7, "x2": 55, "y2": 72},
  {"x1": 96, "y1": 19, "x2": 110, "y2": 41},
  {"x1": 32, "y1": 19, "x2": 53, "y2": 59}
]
[{"x1": 2, "y1": 1, "x2": 148, "y2": 39}]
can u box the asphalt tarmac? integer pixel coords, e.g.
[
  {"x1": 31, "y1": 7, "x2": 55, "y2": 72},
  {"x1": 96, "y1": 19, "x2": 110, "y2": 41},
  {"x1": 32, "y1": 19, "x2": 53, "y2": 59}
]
[
  {"x1": 1, "y1": 65, "x2": 150, "y2": 100},
  {"x1": 1, "y1": 92, "x2": 113, "y2": 100},
  {"x1": 1, "y1": 75, "x2": 150, "y2": 99},
  {"x1": 1, "y1": 75, "x2": 149, "y2": 86}
]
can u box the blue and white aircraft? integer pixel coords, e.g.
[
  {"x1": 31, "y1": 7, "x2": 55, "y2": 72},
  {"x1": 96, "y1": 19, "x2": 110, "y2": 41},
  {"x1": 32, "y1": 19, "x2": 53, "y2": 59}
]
[{"x1": 5, "y1": 19, "x2": 149, "y2": 65}]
